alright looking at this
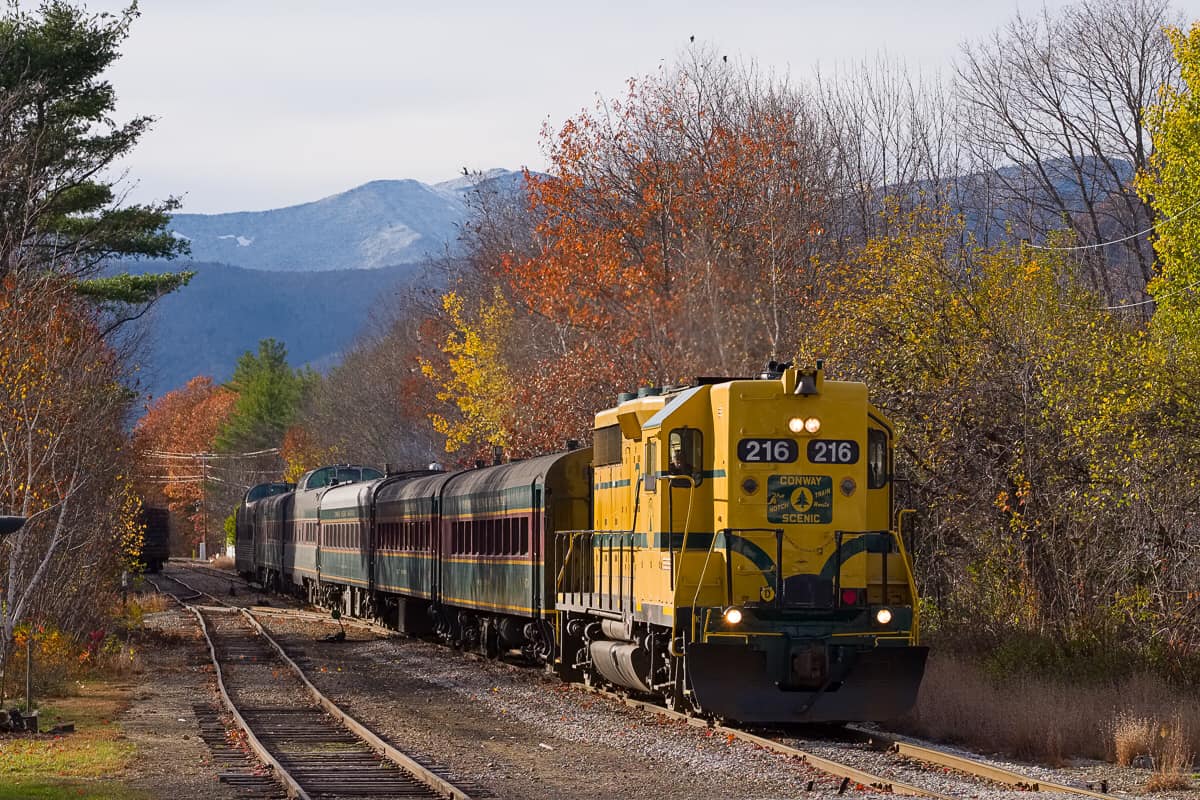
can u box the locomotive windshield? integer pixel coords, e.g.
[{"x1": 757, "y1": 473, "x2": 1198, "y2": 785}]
[
  {"x1": 305, "y1": 466, "x2": 384, "y2": 489},
  {"x1": 245, "y1": 482, "x2": 293, "y2": 502}
]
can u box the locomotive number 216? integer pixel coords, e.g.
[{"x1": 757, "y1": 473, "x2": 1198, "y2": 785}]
[{"x1": 737, "y1": 438, "x2": 799, "y2": 463}]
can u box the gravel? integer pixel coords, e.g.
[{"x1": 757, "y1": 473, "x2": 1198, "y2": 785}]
[
  {"x1": 254, "y1": 615, "x2": 848, "y2": 799},
  {"x1": 857, "y1": 726, "x2": 1200, "y2": 800},
  {"x1": 164, "y1": 563, "x2": 1200, "y2": 800}
]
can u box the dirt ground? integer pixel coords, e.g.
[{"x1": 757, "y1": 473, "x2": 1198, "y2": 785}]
[
  {"x1": 114, "y1": 565, "x2": 1199, "y2": 800},
  {"x1": 116, "y1": 604, "x2": 276, "y2": 800}
]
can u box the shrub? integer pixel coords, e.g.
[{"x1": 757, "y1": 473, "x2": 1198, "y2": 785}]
[{"x1": 899, "y1": 651, "x2": 1200, "y2": 765}]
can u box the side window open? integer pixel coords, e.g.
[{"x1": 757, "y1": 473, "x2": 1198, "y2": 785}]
[
  {"x1": 867, "y1": 428, "x2": 889, "y2": 489},
  {"x1": 668, "y1": 428, "x2": 703, "y2": 486}
]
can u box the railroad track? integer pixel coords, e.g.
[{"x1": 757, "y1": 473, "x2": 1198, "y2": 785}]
[
  {"x1": 160, "y1": 561, "x2": 398, "y2": 637},
  {"x1": 146, "y1": 571, "x2": 476, "y2": 800},
  {"x1": 162, "y1": 565, "x2": 1124, "y2": 800},
  {"x1": 577, "y1": 685, "x2": 1125, "y2": 800},
  {"x1": 847, "y1": 729, "x2": 1120, "y2": 799}
]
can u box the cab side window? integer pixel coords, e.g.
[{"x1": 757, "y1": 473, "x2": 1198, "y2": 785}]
[
  {"x1": 643, "y1": 440, "x2": 657, "y2": 493},
  {"x1": 867, "y1": 429, "x2": 889, "y2": 489},
  {"x1": 668, "y1": 428, "x2": 703, "y2": 486}
]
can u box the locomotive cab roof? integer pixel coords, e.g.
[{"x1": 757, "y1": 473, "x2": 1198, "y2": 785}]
[{"x1": 595, "y1": 363, "x2": 831, "y2": 435}]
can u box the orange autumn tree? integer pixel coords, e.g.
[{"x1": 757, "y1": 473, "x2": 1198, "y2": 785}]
[
  {"x1": 434, "y1": 52, "x2": 837, "y2": 451},
  {"x1": 0, "y1": 274, "x2": 134, "y2": 679},
  {"x1": 132, "y1": 376, "x2": 237, "y2": 546},
  {"x1": 280, "y1": 424, "x2": 339, "y2": 483}
]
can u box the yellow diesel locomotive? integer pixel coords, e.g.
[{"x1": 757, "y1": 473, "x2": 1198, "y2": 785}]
[{"x1": 555, "y1": 361, "x2": 927, "y2": 722}]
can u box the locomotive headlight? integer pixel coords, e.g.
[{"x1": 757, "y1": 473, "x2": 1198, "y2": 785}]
[
  {"x1": 875, "y1": 608, "x2": 893, "y2": 625},
  {"x1": 804, "y1": 416, "x2": 821, "y2": 434},
  {"x1": 788, "y1": 416, "x2": 805, "y2": 434},
  {"x1": 724, "y1": 607, "x2": 744, "y2": 625}
]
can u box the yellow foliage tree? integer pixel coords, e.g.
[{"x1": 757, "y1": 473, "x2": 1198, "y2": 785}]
[
  {"x1": 116, "y1": 482, "x2": 147, "y2": 573},
  {"x1": 806, "y1": 207, "x2": 1192, "y2": 648},
  {"x1": 420, "y1": 288, "x2": 515, "y2": 454},
  {"x1": 280, "y1": 425, "x2": 339, "y2": 483}
]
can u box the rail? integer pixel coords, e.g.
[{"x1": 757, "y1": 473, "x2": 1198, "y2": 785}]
[
  {"x1": 147, "y1": 569, "x2": 473, "y2": 800},
  {"x1": 577, "y1": 682, "x2": 1123, "y2": 800}
]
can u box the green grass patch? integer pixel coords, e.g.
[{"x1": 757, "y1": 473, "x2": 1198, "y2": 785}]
[
  {"x1": 0, "y1": 683, "x2": 149, "y2": 800},
  {"x1": 0, "y1": 780, "x2": 145, "y2": 800}
]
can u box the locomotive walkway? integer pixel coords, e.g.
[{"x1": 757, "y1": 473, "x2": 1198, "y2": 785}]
[{"x1": 147, "y1": 570, "x2": 476, "y2": 800}]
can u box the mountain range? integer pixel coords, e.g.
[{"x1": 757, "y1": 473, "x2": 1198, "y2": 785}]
[
  {"x1": 130, "y1": 169, "x2": 522, "y2": 399},
  {"x1": 167, "y1": 169, "x2": 520, "y2": 272},
  {"x1": 130, "y1": 159, "x2": 1132, "y2": 401},
  {"x1": 128, "y1": 260, "x2": 431, "y2": 399}
]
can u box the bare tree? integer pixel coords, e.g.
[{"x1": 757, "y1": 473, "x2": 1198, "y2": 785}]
[
  {"x1": 955, "y1": 0, "x2": 1180, "y2": 303},
  {"x1": 814, "y1": 56, "x2": 967, "y2": 247}
]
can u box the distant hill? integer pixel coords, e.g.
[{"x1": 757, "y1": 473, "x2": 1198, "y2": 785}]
[
  {"x1": 123, "y1": 169, "x2": 526, "y2": 398},
  {"x1": 126, "y1": 260, "x2": 436, "y2": 399},
  {"x1": 167, "y1": 169, "x2": 520, "y2": 272}
]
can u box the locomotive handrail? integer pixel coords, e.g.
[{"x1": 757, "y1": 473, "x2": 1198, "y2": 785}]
[
  {"x1": 663, "y1": 472, "x2": 697, "y2": 591},
  {"x1": 892, "y1": 512, "x2": 921, "y2": 641},
  {"x1": 687, "y1": 527, "x2": 782, "y2": 642},
  {"x1": 721, "y1": 528, "x2": 783, "y2": 609},
  {"x1": 553, "y1": 529, "x2": 637, "y2": 604}
]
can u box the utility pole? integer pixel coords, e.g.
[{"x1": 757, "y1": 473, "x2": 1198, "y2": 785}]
[{"x1": 200, "y1": 457, "x2": 208, "y2": 561}]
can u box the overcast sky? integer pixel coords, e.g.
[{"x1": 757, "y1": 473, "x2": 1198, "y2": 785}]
[{"x1": 91, "y1": 0, "x2": 1198, "y2": 214}]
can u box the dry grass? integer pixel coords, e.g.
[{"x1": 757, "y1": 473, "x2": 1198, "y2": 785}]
[
  {"x1": 210, "y1": 554, "x2": 234, "y2": 570},
  {"x1": 1146, "y1": 718, "x2": 1195, "y2": 792},
  {"x1": 896, "y1": 651, "x2": 1200, "y2": 771},
  {"x1": 0, "y1": 681, "x2": 144, "y2": 799},
  {"x1": 1112, "y1": 712, "x2": 1155, "y2": 766},
  {"x1": 128, "y1": 592, "x2": 171, "y2": 615}
]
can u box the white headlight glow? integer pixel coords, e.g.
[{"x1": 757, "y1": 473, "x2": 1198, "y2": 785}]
[
  {"x1": 875, "y1": 608, "x2": 893, "y2": 625},
  {"x1": 724, "y1": 608, "x2": 744, "y2": 625}
]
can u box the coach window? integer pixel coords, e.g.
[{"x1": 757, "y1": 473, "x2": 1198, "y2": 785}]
[{"x1": 668, "y1": 428, "x2": 702, "y2": 486}]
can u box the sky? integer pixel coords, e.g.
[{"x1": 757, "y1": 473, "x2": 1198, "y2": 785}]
[{"x1": 88, "y1": 0, "x2": 1198, "y2": 214}]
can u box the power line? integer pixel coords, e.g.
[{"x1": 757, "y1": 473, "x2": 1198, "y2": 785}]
[
  {"x1": 1027, "y1": 197, "x2": 1200, "y2": 253},
  {"x1": 141, "y1": 448, "x2": 280, "y2": 460},
  {"x1": 1093, "y1": 278, "x2": 1200, "y2": 311}
]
